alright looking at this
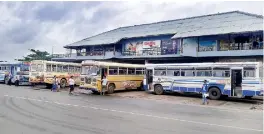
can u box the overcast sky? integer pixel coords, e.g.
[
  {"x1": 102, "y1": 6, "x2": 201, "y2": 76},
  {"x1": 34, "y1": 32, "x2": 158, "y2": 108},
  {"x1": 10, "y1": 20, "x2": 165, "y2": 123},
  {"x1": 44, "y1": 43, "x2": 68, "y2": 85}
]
[{"x1": 0, "y1": 1, "x2": 263, "y2": 61}]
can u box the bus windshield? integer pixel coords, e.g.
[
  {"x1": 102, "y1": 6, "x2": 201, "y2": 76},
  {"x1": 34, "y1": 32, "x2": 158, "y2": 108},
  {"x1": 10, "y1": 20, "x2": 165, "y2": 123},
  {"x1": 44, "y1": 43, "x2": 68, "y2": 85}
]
[
  {"x1": 82, "y1": 66, "x2": 100, "y2": 75},
  {"x1": 21, "y1": 65, "x2": 29, "y2": 71},
  {"x1": 31, "y1": 64, "x2": 43, "y2": 72}
]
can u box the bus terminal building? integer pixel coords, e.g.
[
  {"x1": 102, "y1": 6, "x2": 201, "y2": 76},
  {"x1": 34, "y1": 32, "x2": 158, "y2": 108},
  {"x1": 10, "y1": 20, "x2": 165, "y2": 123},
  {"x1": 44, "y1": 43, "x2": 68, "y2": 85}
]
[{"x1": 52, "y1": 11, "x2": 263, "y2": 64}]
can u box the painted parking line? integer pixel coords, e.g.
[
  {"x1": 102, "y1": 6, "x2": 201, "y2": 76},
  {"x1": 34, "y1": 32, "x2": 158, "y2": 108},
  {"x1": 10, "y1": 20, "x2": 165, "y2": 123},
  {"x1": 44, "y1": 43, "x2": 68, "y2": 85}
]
[{"x1": 3, "y1": 94, "x2": 263, "y2": 132}]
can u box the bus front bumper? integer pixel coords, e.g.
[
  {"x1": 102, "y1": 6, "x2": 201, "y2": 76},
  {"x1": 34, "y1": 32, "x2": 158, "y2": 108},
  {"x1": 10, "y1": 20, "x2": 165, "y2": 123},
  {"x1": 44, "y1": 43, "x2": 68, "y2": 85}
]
[{"x1": 79, "y1": 84, "x2": 98, "y2": 92}]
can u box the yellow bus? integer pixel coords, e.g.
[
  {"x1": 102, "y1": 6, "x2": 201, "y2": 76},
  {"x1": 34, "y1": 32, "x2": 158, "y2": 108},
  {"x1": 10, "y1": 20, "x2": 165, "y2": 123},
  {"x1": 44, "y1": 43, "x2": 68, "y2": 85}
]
[
  {"x1": 80, "y1": 60, "x2": 145, "y2": 94},
  {"x1": 29, "y1": 60, "x2": 81, "y2": 88}
]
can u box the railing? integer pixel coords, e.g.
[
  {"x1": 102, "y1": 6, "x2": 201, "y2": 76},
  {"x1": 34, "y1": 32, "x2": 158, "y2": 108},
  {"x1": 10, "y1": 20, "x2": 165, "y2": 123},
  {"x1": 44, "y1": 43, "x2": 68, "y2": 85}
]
[
  {"x1": 199, "y1": 42, "x2": 263, "y2": 52},
  {"x1": 52, "y1": 53, "x2": 76, "y2": 58},
  {"x1": 122, "y1": 48, "x2": 180, "y2": 56}
]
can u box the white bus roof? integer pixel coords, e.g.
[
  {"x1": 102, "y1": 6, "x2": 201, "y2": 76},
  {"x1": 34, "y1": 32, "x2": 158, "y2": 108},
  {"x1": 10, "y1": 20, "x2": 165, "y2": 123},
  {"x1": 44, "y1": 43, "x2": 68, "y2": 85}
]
[
  {"x1": 0, "y1": 61, "x2": 22, "y2": 65},
  {"x1": 31, "y1": 60, "x2": 81, "y2": 66},
  {"x1": 146, "y1": 62, "x2": 260, "y2": 68},
  {"x1": 82, "y1": 60, "x2": 145, "y2": 68}
]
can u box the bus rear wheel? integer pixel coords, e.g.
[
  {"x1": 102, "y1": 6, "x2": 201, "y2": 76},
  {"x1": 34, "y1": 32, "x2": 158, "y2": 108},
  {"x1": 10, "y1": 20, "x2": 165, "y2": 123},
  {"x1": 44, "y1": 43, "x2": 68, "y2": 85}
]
[
  {"x1": 154, "y1": 84, "x2": 163, "y2": 95},
  {"x1": 209, "y1": 87, "x2": 221, "y2": 100},
  {"x1": 107, "y1": 84, "x2": 115, "y2": 94},
  {"x1": 60, "y1": 79, "x2": 67, "y2": 88}
]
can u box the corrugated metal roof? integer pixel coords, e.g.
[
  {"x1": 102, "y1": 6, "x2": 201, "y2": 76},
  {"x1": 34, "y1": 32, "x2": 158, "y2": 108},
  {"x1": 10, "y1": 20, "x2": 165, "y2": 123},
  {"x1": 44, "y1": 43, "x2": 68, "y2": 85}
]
[{"x1": 65, "y1": 11, "x2": 263, "y2": 48}]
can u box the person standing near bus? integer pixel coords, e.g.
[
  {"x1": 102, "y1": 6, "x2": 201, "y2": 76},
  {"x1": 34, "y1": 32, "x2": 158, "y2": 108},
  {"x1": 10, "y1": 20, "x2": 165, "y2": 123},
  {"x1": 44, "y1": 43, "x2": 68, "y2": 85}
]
[
  {"x1": 101, "y1": 76, "x2": 108, "y2": 95},
  {"x1": 7, "y1": 73, "x2": 12, "y2": 86},
  {"x1": 200, "y1": 80, "x2": 209, "y2": 105},
  {"x1": 15, "y1": 75, "x2": 19, "y2": 86},
  {"x1": 69, "y1": 76, "x2": 75, "y2": 95},
  {"x1": 52, "y1": 75, "x2": 58, "y2": 92}
]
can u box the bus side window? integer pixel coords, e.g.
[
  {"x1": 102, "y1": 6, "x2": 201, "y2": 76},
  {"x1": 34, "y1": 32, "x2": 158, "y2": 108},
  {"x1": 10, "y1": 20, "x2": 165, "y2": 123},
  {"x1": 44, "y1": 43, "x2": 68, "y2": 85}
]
[
  {"x1": 174, "y1": 71, "x2": 180, "y2": 76},
  {"x1": 128, "y1": 68, "x2": 135, "y2": 75},
  {"x1": 161, "y1": 71, "x2": 166, "y2": 76},
  {"x1": 109, "y1": 67, "x2": 118, "y2": 75},
  {"x1": 57, "y1": 65, "x2": 63, "y2": 72},
  {"x1": 63, "y1": 66, "x2": 68, "y2": 72},
  {"x1": 136, "y1": 68, "x2": 144, "y2": 75},
  {"x1": 181, "y1": 68, "x2": 195, "y2": 76},
  {"x1": 119, "y1": 67, "x2": 127, "y2": 75},
  {"x1": 244, "y1": 70, "x2": 255, "y2": 77},
  {"x1": 47, "y1": 64, "x2": 52, "y2": 72},
  {"x1": 213, "y1": 68, "x2": 230, "y2": 77},
  {"x1": 181, "y1": 71, "x2": 185, "y2": 76},
  {"x1": 51, "y1": 65, "x2": 56, "y2": 72}
]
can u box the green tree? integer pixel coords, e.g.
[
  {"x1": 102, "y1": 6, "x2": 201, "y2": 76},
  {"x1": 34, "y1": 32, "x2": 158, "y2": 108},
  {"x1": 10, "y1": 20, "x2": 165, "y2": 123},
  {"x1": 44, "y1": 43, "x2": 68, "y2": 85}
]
[{"x1": 16, "y1": 49, "x2": 52, "y2": 61}]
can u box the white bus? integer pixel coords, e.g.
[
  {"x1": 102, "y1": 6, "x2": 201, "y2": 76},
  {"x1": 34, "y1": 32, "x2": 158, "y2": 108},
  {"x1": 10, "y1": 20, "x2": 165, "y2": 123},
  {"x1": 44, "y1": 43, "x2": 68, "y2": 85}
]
[
  {"x1": 29, "y1": 60, "x2": 81, "y2": 88},
  {"x1": 144, "y1": 62, "x2": 263, "y2": 100}
]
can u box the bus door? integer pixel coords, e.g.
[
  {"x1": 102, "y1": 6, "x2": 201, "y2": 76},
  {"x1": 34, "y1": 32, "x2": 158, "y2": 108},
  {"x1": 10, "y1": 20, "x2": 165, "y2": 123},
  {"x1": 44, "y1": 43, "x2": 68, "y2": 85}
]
[
  {"x1": 100, "y1": 68, "x2": 108, "y2": 79},
  {"x1": 145, "y1": 68, "x2": 153, "y2": 90},
  {"x1": 231, "y1": 67, "x2": 243, "y2": 97}
]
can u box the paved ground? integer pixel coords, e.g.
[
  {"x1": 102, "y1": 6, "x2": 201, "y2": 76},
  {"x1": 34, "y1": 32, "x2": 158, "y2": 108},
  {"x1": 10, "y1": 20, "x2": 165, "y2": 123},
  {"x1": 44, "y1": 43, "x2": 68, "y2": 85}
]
[
  {"x1": 107, "y1": 90, "x2": 263, "y2": 111},
  {"x1": 0, "y1": 85, "x2": 263, "y2": 134}
]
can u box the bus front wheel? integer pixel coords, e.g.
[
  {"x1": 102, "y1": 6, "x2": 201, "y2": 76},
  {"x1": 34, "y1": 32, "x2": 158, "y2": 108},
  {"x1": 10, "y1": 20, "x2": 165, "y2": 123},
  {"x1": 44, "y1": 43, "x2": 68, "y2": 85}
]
[
  {"x1": 60, "y1": 79, "x2": 67, "y2": 88},
  {"x1": 208, "y1": 87, "x2": 221, "y2": 100},
  {"x1": 154, "y1": 84, "x2": 163, "y2": 95},
  {"x1": 107, "y1": 84, "x2": 115, "y2": 94}
]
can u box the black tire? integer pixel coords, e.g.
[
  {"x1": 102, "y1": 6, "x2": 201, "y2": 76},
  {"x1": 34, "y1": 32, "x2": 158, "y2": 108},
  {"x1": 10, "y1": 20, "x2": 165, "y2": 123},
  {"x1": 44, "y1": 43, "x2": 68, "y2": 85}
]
[
  {"x1": 154, "y1": 84, "x2": 163, "y2": 95},
  {"x1": 60, "y1": 79, "x2": 67, "y2": 88},
  {"x1": 107, "y1": 83, "x2": 115, "y2": 94},
  {"x1": 92, "y1": 90, "x2": 99, "y2": 95},
  {"x1": 15, "y1": 80, "x2": 19, "y2": 86},
  {"x1": 46, "y1": 84, "x2": 52, "y2": 89},
  {"x1": 220, "y1": 95, "x2": 228, "y2": 99},
  {"x1": 208, "y1": 87, "x2": 221, "y2": 100},
  {"x1": 244, "y1": 96, "x2": 253, "y2": 99}
]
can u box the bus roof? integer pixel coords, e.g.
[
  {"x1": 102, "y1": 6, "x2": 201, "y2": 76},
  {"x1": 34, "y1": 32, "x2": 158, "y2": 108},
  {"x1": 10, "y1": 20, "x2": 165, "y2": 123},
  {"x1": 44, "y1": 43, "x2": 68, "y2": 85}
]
[
  {"x1": 31, "y1": 60, "x2": 81, "y2": 66},
  {"x1": 0, "y1": 61, "x2": 22, "y2": 65},
  {"x1": 146, "y1": 62, "x2": 261, "y2": 68},
  {"x1": 82, "y1": 60, "x2": 145, "y2": 68}
]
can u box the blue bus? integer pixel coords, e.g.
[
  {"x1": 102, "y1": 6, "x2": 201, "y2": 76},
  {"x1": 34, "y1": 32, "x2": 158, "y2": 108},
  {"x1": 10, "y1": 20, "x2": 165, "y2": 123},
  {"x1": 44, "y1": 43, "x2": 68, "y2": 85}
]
[
  {"x1": 144, "y1": 62, "x2": 263, "y2": 100},
  {"x1": 0, "y1": 61, "x2": 30, "y2": 85}
]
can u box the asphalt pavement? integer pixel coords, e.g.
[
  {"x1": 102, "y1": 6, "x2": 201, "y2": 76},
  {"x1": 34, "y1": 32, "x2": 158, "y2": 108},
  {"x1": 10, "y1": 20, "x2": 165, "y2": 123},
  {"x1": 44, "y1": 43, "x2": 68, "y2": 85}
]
[{"x1": 0, "y1": 84, "x2": 263, "y2": 134}]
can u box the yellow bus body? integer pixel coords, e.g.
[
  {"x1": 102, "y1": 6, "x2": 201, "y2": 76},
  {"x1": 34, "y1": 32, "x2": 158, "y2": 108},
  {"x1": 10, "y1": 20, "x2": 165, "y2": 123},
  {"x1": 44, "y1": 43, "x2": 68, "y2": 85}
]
[{"x1": 80, "y1": 60, "x2": 145, "y2": 93}]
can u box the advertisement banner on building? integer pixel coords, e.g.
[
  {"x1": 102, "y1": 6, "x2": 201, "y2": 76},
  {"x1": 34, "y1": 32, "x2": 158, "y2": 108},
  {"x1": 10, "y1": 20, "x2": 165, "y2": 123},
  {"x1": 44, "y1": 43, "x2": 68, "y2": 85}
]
[
  {"x1": 124, "y1": 41, "x2": 143, "y2": 55},
  {"x1": 142, "y1": 40, "x2": 161, "y2": 48},
  {"x1": 161, "y1": 39, "x2": 180, "y2": 54}
]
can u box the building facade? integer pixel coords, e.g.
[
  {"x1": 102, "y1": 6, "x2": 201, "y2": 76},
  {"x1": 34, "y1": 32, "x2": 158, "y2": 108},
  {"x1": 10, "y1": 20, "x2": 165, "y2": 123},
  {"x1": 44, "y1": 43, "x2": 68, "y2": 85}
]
[{"x1": 52, "y1": 11, "x2": 263, "y2": 64}]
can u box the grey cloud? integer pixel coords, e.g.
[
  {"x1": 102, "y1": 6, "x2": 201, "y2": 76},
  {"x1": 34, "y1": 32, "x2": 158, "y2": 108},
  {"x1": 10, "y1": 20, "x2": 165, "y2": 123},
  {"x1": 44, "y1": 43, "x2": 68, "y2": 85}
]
[
  {"x1": 0, "y1": 1, "x2": 263, "y2": 61},
  {"x1": 7, "y1": 24, "x2": 39, "y2": 44}
]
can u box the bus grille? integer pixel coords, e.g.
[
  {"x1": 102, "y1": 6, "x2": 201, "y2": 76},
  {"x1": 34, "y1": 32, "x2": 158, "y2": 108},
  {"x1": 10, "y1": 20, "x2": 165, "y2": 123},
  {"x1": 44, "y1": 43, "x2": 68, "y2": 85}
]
[{"x1": 85, "y1": 77, "x2": 91, "y2": 84}]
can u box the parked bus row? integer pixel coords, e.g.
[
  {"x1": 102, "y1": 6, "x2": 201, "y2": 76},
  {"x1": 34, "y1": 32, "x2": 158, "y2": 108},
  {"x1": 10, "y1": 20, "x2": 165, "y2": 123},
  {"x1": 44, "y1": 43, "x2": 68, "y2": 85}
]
[{"x1": 0, "y1": 60, "x2": 263, "y2": 100}]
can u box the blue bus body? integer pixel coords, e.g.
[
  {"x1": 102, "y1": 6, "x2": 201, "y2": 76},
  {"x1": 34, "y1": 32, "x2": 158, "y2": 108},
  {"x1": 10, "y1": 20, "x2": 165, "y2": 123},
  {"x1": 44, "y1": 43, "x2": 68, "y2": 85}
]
[
  {"x1": 144, "y1": 62, "x2": 263, "y2": 99},
  {"x1": 0, "y1": 61, "x2": 30, "y2": 85}
]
